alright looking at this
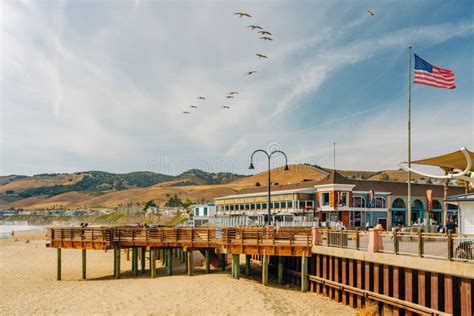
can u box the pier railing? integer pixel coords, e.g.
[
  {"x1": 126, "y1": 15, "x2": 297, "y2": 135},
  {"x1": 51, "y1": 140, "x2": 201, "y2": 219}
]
[{"x1": 314, "y1": 228, "x2": 474, "y2": 263}]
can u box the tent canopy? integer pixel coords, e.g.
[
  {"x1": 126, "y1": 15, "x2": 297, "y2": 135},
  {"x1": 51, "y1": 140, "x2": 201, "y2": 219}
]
[{"x1": 410, "y1": 149, "x2": 474, "y2": 172}]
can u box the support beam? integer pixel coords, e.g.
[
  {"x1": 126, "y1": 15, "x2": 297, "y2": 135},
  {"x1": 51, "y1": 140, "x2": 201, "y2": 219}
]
[
  {"x1": 205, "y1": 249, "x2": 211, "y2": 274},
  {"x1": 114, "y1": 246, "x2": 121, "y2": 279},
  {"x1": 418, "y1": 271, "x2": 426, "y2": 306},
  {"x1": 187, "y1": 250, "x2": 193, "y2": 276},
  {"x1": 405, "y1": 268, "x2": 413, "y2": 316},
  {"x1": 301, "y1": 255, "x2": 308, "y2": 293},
  {"x1": 349, "y1": 259, "x2": 355, "y2": 308},
  {"x1": 383, "y1": 265, "x2": 390, "y2": 314},
  {"x1": 430, "y1": 273, "x2": 438, "y2": 311},
  {"x1": 167, "y1": 248, "x2": 173, "y2": 276},
  {"x1": 334, "y1": 257, "x2": 340, "y2": 302},
  {"x1": 221, "y1": 253, "x2": 226, "y2": 271},
  {"x1": 232, "y1": 254, "x2": 240, "y2": 279},
  {"x1": 184, "y1": 251, "x2": 188, "y2": 273},
  {"x1": 132, "y1": 248, "x2": 138, "y2": 277},
  {"x1": 393, "y1": 266, "x2": 400, "y2": 316},
  {"x1": 82, "y1": 249, "x2": 86, "y2": 280},
  {"x1": 329, "y1": 256, "x2": 333, "y2": 299},
  {"x1": 161, "y1": 249, "x2": 166, "y2": 267},
  {"x1": 262, "y1": 254, "x2": 269, "y2": 286},
  {"x1": 245, "y1": 255, "x2": 251, "y2": 276},
  {"x1": 341, "y1": 258, "x2": 347, "y2": 305},
  {"x1": 141, "y1": 247, "x2": 146, "y2": 274},
  {"x1": 444, "y1": 274, "x2": 453, "y2": 314},
  {"x1": 323, "y1": 255, "x2": 328, "y2": 296},
  {"x1": 461, "y1": 278, "x2": 472, "y2": 316},
  {"x1": 150, "y1": 248, "x2": 156, "y2": 278},
  {"x1": 57, "y1": 248, "x2": 61, "y2": 281},
  {"x1": 278, "y1": 256, "x2": 284, "y2": 285},
  {"x1": 357, "y1": 260, "x2": 363, "y2": 308}
]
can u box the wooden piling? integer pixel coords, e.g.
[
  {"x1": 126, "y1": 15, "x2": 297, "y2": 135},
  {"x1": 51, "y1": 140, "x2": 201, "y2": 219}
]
[
  {"x1": 356, "y1": 260, "x2": 363, "y2": 308},
  {"x1": 334, "y1": 257, "x2": 340, "y2": 302},
  {"x1": 277, "y1": 256, "x2": 284, "y2": 285},
  {"x1": 205, "y1": 249, "x2": 211, "y2": 274},
  {"x1": 114, "y1": 246, "x2": 121, "y2": 279},
  {"x1": 161, "y1": 249, "x2": 166, "y2": 267},
  {"x1": 405, "y1": 268, "x2": 413, "y2": 316},
  {"x1": 150, "y1": 248, "x2": 156, "y2": 278},
  {"x1": 221, "y1": 253, "x2": 226, "y2": 271},
  {"x1": 316, "y1": 254, "x2": 321, "y2": 294},
  {"x1": 262, "y1": 254, "x2": 269, "y2": 286},
  {"x1": 133, "y1": 248, "x2": 139, "y2": 277},
  {"x1": 328, "y1": 256, "x2": 333, "y2": 299},
  {"x1": 184, "y1": 251, "x2": 188, "y2": 273},
  {"x1": 301, "y1": 254, "x2": 308, "y2": 293},
  {"x1": 245, "y1": 254, "x2": 251, "y2": 276},
  {"x1": 461, "y1": 278, "x2": 472, "y2": 316},
  {"x1": 323, "y1": 255, "x2": 328, "y2": 296},
  {"x1": 141, "y1": 247, "x2": 146, "y2": 274},
  {"x1": 418, "y1": 270, "x2": 426, "y2": 306},
  {"x1": 430, "y1": 273, "x2": 438, "y2": 311},
  {"x1": 187, "y1": 250, "x2": 193, "y2": 276},
  {"x1": 444, "y1": 274, "x2": 453, "y2": 314},
  {"x1": 393, "y1": 266, "x2": 400, "y2": 316},
  {"x1": 57, "y1": 248, "x2": 61, "y2": 281},
  {"x1": 383, "y1": 265, "x2": 390, "y2": 314},
  {"x1": 349, "y1": 259, "x2": 355, "y2": 308},
  {"x1": 167, "y1": 248, "x2": 173, "y2": 276},
  {"x1": 126, "y1": 248, "x2": 130, "y2": 261},
  {"x1": 341, "y1": 258, "x2": 347, "y2": 304},
  {"x1": 232, "y1": 254, "x2": 240, "y2": 279},
  {"x1": 82, "y1": 249, "x2": 86, "y2": 280}
]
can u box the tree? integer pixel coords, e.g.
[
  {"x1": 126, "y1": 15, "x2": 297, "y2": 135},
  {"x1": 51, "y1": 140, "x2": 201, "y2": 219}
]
[{"x1": 143, "y1": 200, "x2": 157, "y2": 211}]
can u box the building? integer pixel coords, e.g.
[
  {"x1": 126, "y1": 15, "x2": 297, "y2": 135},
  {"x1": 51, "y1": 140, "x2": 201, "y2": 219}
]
[
  {"x1": 214, "y1": 170, "x2": 465, "y2": 229},
  {"x1": 190, "y1": 203, "x2": 217, "y2": 226}
]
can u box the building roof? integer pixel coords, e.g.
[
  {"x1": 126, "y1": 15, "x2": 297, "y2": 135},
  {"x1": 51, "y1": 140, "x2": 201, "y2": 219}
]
[
  {"x1": 411, "y1": 148, "x2": 474, "y2": 171},
  {"x1": 216, "y1": 172, "x2": 466, "y2": 200},
  {"x1": 445, "y1": 193, "x2": 474, "y2": 202}
]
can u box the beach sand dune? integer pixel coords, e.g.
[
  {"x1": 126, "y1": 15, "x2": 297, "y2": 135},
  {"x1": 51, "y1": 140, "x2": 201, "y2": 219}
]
[{"x1": 0, "y1": 231, "x2": 354, "y2": 315}]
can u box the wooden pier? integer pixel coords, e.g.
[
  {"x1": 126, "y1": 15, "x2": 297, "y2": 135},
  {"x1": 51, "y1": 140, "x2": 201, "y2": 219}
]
[{"x1": 47, "y1": 226, "x2": 474, "y2": 315}]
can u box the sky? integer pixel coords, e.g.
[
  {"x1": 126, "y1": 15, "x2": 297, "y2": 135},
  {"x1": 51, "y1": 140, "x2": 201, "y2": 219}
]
[{"x1": 1, "y1": 0, "x2": 473, "y2": 176}]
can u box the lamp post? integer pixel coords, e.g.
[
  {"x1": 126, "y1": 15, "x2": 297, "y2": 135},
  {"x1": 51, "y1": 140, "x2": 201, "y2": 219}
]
[{"x1": 249, "y1": 149, "x2": 289, "y2": 226}]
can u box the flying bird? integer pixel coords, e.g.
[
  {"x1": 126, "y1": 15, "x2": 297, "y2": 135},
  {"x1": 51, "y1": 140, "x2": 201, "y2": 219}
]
[
  {"x1": 225, "y1": 95, "x2": 234, "y2": 99},
  {"x1": 368, "y1": 10, "x2": 375, "y2": 16},
  {"x1": 247, "y1": 25, "x2": 263, "y2": 30},
  {"x1": 221, "y1": 106, "x2": 231, "y2": 109},
  {"x1": 258, "y1": 30, "x2": 272, "y2": 36},
  {"x1": 245, "y1": 71, "x2": 257, "y2": 75},
  {"x1": 256, "y1": 53, "x2": 268, "y2": 59},
  {"x1": 260, "y1": 36, "x2": 273, "y2": 41},
  {"x1": 190, "y1": 105, "x2": 198, "y2": 109},
  {"x1": 227, "y1": 91, "x2": 238, "y2": 95},
  {"x1": 182, "y1": 111, "x2": 191, "y2": 114},
  {"x1": 197, "y1": 96, "x2": 206, "y2": 100},
  {"x1": 234, "y1": 12, "x2": 251, "y2": 18}
]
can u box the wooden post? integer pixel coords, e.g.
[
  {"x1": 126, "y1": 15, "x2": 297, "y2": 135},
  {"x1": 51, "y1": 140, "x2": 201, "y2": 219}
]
[
  {"x1": 328, "y1": 256, "x2": 333, "y2": 299},
  {"x1": 82, "y1": 249, "x2": 86, "y2": 280},
  {"x1": 221, "y1": 253, "x2": 226, "y2": 271},
  {"x1": 232, "y1": 254, "x2": 240, "y2": 279},
  {"x1": 364, "y1": 262, "x2": 371, "y2": 305},
  {"x1": 461, "y1": 278, "x2": 472, "y2": 316},
  {"x1": 167, "y1": 248, "x2": 173, "y2": 276},
  {"x1": 447, "y1": 232, "x2": 453, "y2": 261},
  {"x1": 393, "y1": 230, "x2": 398, "y2": 255},
  {"x1": 184, "y1": 251, "x2": 188, "y2": 273},
  {"x1": 383, "y1": 265, "x2": 390, "y2": 314},
  {"x1": 141, "y1": 247, "x2": 146, "y2": 274},
  {"x1": 418, "y1": 230, "x2": 424, "y2": 257},
  {"x1": 334, "y1": 257, "x2": 340, "y2": 302},
  {"x1": 277, "y1": 256, "x2": 284, "y2": 285},
  {"x1": 161, "y1": 249, "x2": 166, "y2": 267},
  {"x1": 445, "y1": 275, "x2": 453, "y2": 314},
  {"x1": 405, "y1": 268, "x2": 413, "y2": 316},
  {"x1": 150, "y1": 248, "x2": 156, "y2": 278},
  {"x1": 132, "y1": 248, "x2": 138, "y2": 277},
  {"x1": 262, "y1": 254, "x2": 269, "y2": 286},
  {"x1": 393, "y1": 266, "x2": 400, "y2": 316},
  {"x1": 205, "y1": 249, "x2": 211, "y2": 274},
  {"x1": 349, "y1": 259, "x2": 355, "y2": 308},
  {"x1": 418, "y1": 271, "x2": 426, "y2": 306},
  {"x1": 301, "y1": 254, "x2": 308, "y2": 293},
  {"x1": 341, "y1": 258, "x2": 347, "y2": 305},
  {"x1": 316, "y1": 254, "x2": 321, "y2": 294},
  {"x1": 431, "y1": 273, "x2": 438, "y2": 311},
  {"x1": 57, "y1": 248, "x2": 61, "y2": 281},
  {"x1": 323, "y1": 255, "x2": 328, "y2": 296},
  {"x1": 115, "y1": 246, "x2": 121, "y2": 279},
  {"x1": 126, "y1": 248, "x2": 130, "y2": 261},
  {"x1": 245, "y1": 254, "x2": 251, "y2": 276},
  {"x1": 187, "y1": 250, "x2": 193, "y2": 276},
  {"x1": 356, "y1": 260, "x2": 363, "y2": 308}
]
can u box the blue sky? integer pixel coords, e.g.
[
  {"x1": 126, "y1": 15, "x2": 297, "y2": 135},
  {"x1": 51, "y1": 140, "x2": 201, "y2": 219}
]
[{"x1": 1, "y1": 0, "x2": 473, "y2": 176}]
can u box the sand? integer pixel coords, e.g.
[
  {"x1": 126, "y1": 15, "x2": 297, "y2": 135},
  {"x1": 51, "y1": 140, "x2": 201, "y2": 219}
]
[{"x1": 0, "y1": 231, "x2": 354, "y2": 315}]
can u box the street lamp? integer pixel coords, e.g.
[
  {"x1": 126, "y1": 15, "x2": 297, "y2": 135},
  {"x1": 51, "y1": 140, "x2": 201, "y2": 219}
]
[{"x1": 249, "y1": 149, "x2": 289, "y2": 226}]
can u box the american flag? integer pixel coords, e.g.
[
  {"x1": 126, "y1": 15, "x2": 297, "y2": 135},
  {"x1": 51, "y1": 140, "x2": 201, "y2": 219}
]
[{"x1": 414, "y1": 54, "x2": 455, "y2": 89}]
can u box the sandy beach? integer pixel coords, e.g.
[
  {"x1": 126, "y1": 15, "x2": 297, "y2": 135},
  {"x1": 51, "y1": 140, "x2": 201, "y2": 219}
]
[{"x1": 0, "y1": 230, "x2": 354, "y2": 315}]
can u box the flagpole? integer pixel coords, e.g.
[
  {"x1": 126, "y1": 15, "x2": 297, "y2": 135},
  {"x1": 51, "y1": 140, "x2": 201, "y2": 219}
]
[{"x1": 407, "y1": 46, "x2": 412, "y2": 227}]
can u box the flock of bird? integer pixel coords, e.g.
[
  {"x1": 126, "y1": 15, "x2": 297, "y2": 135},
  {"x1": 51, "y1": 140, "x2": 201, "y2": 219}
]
[
  {"x1": 181, "y1": 9, "x2": 376, "y2": 115},
  {"x1": 181, "y1": 11, "x2": 273, "y2": 115}
]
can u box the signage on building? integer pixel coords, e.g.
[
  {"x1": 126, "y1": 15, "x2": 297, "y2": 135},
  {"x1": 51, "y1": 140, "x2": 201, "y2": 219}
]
[{"x1": 426, "y1": 189, "x2": 433, "y2": 213}]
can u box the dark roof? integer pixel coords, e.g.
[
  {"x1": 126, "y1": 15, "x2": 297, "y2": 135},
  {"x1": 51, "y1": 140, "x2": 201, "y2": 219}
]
[{"x1": 317, "y1": 170, "x2": 354, "y2": 185}]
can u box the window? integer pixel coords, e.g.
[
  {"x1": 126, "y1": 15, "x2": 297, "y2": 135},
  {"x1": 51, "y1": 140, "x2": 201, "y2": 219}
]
[
  {"x1": 375, "y1": 197, "x2": 386, "y2": 208},
  {"x1": 230, "y1": 205, "x2": 234, "y2": 211},
  {"x1": 432, "y1": 200, "x2": 442, "y2": 210},
  {"x1": 203, "y1": 207, "x2": 208, "y2": 216},
  {"x1": 306, "y1": 201, "x2": 313, "y2": 207},
  {"x1": 194, "y1": 208, "x2": 199, "y2": 216},
  {"x1": 274, "y1": 202, "x2": 280, "y2": 209},
  {"x1": 299, "y1": 201, "x2": 305, "y2": 209},
  {"x1": 392, "y1": 198, "x2": 406, "y2": 209},
  {"x1": 245, "y1": 204, "x2": 250, "y2": 210},
  {"x1": 281, "y1": 201, "x2": 287, "y2": 209},
  {"x1": 225, "y1": 205, "x2": 230, "y2": 211},
  {"x1": 352, "y1": 196, "x2": 366, "y2": 208},
  {"x1": 322, "y1": 193, "x2": 330, "y2": 206},
  {"x1": 287, "y1": 201, "x2": 293, "y2": 208},
  {"x1": 411, "y1": 199, "x2": 423, "y2": 210},
  {"x1": 240, "y1": 204, "x2": 245, "y2": 211},
  {"x1": 262, "y1": 203, "x2": 267, "y2": 209},
  {"x1": 256, "y1": 204, "x2": 261, "y2": 210},
  {"x1": 337, "y1": 192, "x2": 348, "y2": 206}
]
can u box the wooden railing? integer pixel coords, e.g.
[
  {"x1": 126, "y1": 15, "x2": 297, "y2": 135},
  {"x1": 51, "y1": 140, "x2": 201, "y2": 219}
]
[{"x1": 46, "y1": 227, "x2": 313, "y2": 255}]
